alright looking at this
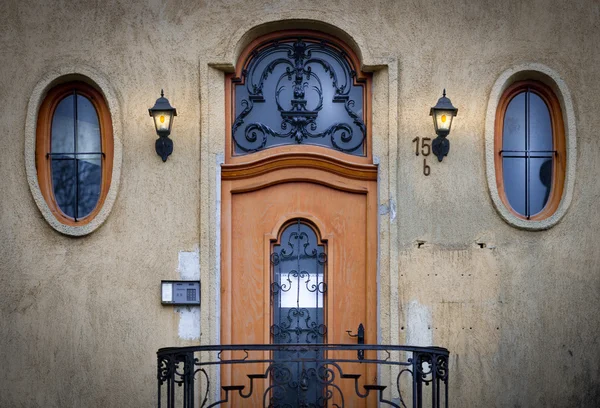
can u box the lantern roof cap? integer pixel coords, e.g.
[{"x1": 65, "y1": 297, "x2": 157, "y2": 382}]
[
  {"x1": 149, "y1": 89, "x2": 177, "y2": 116},
  {"x1": 430, "y1": 89, "x2": 458, "y2": 116}
]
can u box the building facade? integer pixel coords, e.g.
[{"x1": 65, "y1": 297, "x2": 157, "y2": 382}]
[{"x1": 1, "y1": 0, "x2": 599, "y2": 406}]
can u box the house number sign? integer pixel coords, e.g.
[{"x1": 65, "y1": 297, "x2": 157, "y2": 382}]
[{"x1": 412, "y1": 137, "x2": 432, "y2": 176}]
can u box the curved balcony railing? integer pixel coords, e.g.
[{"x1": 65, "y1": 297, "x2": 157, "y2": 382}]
[{"x1": 157, "y1": 343, "x2": 449, "y2": 408}]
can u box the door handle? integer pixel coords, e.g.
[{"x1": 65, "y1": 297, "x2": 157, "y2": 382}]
[{"x1": 346, "y1": 323, "x2": 365, "y2": 360}]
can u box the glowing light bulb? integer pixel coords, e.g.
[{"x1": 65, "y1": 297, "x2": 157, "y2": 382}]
[
  {"x1": 160, "y1": 115, "x2": 165, "y2": 123},
  {"x1": 441, "y1": 114, "x2": 447, "y2": 123}
]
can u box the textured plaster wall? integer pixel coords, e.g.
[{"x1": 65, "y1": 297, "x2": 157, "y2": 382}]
[{"x1": 0, "y1": 0, "x2": 599, "y2": 407}]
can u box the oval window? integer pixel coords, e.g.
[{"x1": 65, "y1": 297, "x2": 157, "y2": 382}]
[
  {"x1": 36, "y1": 82, "x2": 113, "y2": 226},
  {"x1": 495, "y1": 80, "x2": 565, "y2": 220}
]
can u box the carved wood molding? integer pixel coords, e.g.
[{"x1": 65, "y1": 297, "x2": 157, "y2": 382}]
[{"x1": 221, "y1": 152, "x2": 378, "y2": 181}]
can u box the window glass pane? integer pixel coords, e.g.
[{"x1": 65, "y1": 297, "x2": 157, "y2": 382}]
[
  {"x1": 279, "y1": 273, "x2": 324, "y2": 308},
  {"x1": 51, "y1": 158, "x2": 76, "y2": 218},
  {"x1": 76, "y1": 95, "x2": 101, "y2": 153},
  {"x1": 503, "y1": 92, "x2": 526, "y2": 151},
  {"x1": 77, "y1": 156, "x2": 101, "y2": 218},
  {"x1": 529, "y1": 92, "x2": 553, "y2": 152},
  {"x1": 529, "y1": 158, "x2": 553, "y2": 215},
  {"x1": 51, "y1": 95, "x2": 75, "y2": 154},
  {"x1": 503, "y1": 157, "x2": 526, "y2": 216}
]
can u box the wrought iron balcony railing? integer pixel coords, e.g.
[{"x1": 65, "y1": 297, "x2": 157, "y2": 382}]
[{"x1": 157, "y1": 343, "x2": 449, "y2": 408}]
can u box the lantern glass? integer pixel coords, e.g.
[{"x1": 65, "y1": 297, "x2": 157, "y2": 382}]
[
  {"x1": 152, "y1": 110, "x2": 174, "y2": 134},
  {"x1": 433, "y1": 109, "x2": 455, "y2": 135}
]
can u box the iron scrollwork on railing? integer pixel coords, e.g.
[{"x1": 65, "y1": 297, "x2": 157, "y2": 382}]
[
  {"x1": 157, "y1": 344, "x2": 450, "y2": 408},
  {"x1": 232, "y1": 36, "x2": 367, "y2": 155}
]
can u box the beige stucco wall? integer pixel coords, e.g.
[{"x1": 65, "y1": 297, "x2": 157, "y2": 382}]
[{"x1": 0, "y1": 0, "x2": 599, "y2": 406}]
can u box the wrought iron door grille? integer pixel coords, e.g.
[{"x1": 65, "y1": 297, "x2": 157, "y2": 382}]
[
  {"x1": 270, "y1": 220, "x2": 328, "y2": 405},
  {"x1": 157, "y1": 344, "x2": 449, "y2": 408},
  {"x1": 232, "y1": 35, "x2": 367, "y2": 155}
]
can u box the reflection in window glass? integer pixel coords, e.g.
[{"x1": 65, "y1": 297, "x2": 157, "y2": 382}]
[
  {"x1": 529, "y1": 93, "x2": 553, "y2": 152},
  {"x1": 502, "y1": 92, "x2": 525, "y2": 152},
  {"x1": 503, "y1": 157, "x2": 526, "y2": 216},
  {"x1": 51, "y1": 95, "x2": 75, "y2": 154},
  {"x1": 76, "y1": 95, "x2": 101, "y2": 153},
  {"x1": 529, "y1": 158, "x2": 552, "y2": 215},
  {"x1": 51, "y1": 158, "x2": 76, "y2": 217},
  {"x1": 77, "y1": 156, "x2": 101, "y2": 218}
]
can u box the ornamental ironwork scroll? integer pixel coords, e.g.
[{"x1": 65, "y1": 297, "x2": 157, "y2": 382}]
[
  {"x1": 232, "y1": 36, "x2": 367, "y2": 155},
  {"x1": 270, "y1": 220, "x2": 327, "y2": 406},
  {"x1": 157, "y1": 344, "x2": 450, "y2": 408}
]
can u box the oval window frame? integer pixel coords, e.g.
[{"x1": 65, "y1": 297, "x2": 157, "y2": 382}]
[
  {"x1": 485, "y1": 64, "x2": 576, "y2": 230},
  {"x1": 36, "y1": 81, "x2": 113, "y2": 226},
  {"x1": 25, "y1": 69, "x2": 122, "y2": 236},
  {"x1": 494, "y1": 80, "x2": 565, "y2": 221}
]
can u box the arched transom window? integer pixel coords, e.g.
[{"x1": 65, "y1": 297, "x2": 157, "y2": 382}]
[{"x1": 231, "y1": 33, "x2": 369, "y2": 156}]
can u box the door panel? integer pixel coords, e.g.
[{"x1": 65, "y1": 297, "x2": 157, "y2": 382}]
[{"x1": 221, "y1": 160, "x2": 377, "y2": 406}]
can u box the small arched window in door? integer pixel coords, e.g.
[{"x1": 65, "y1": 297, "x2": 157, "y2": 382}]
[
  {"x1": 495, "y1": 80, "x2": 566, "y2": 220},
  {"x1": 271, "y1": 219, "x2": 327, "y2": 344},
  {"x1": 270, "y1": 219, "x2": 327, "y2": 406}
]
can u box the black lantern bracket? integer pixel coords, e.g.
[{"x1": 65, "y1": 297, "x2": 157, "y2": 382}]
[
  {"x1": 432, "y1": 134, "x2": 450, "y2": 162},
  {"x1": 155, "y1": 135, "x2": 173, "y2": 162},
  {"x1": 149, "y1": 89, "x2": 177, "y2": 162}
]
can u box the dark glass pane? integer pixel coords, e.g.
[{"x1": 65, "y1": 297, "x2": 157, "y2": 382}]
[
  {"x1": 76, "y1": 95, "x2": 101, "y2": 153},
  {"x1": 529, "y1": 157, "x2": 553, "y2": 215},
  {"x1": 51, "y1": 158, "x2": 76, "y2": 218},
  {"x1": 77, "y1": 156, "x2": 101, "y2": 217},
  {"x1": 233, "y1": 37, "x2": 366, "y2": 155},
  {"x1": 503, "y1": 157, "x2": 526, "y2": 216},
  {"x1": 51, "y1": 95, "x2": 75, "y2": 154},
  {"x1": 503, "y1": 92, "x2": 526, "y2": 151},
  {"x1": 529, "y1": 92, "x2": 553, "y2": 152},
  {"x1": 271, "y1": 220, "x2": 326, "y2": 407}
]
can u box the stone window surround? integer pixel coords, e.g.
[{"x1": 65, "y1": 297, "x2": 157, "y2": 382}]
[
  {"x1": 485, "y1": 63, "x2": 577, "y2": 230},
  {"x1": 25, "y1": 66, "x2": 123, "y2": 236}
]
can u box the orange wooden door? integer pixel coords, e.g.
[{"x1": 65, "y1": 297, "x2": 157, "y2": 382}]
[{"x1": 221, "y1": 154, "x2": 378, "y2": 406}]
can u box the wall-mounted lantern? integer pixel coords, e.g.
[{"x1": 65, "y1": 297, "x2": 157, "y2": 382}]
[
  {"x1": 429, "y1": 89, "x2": 458, "y2": 162},
  {"x1": 149, "y1": 90, "x2": 177, "y2": 162}
]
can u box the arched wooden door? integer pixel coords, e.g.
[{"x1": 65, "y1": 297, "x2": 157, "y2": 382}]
[{"x1": 221, "y1": 31, "x2": 378, "y2": 406}]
